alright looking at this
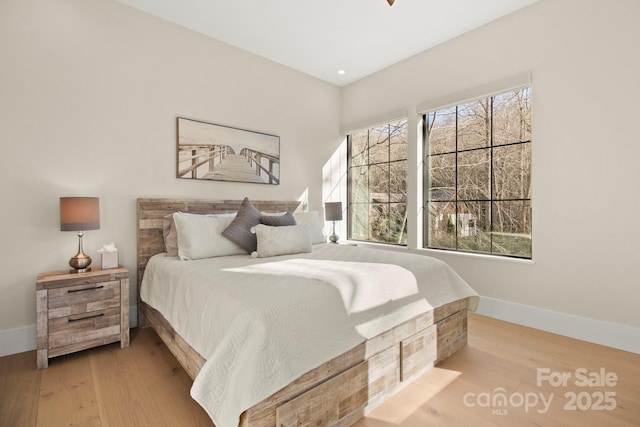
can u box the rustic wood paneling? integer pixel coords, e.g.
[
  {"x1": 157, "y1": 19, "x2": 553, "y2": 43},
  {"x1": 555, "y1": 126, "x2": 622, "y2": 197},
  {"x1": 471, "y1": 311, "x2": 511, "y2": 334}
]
[
  {"x1": 436, "y1": 309, "x2": 468, "y2": 363},
  {"x1": 47, "y1": 280, "x2": 120, "y2": 319},
  {"x1": 36, "y1": 268, "x2": 130, "y2": 369},
  {"x1": 121, "y1": 277, "x2": 130, "y2": 348},
  {"x1": 276, "y1": 346, "x2": 399, "y2": 427},
  {"x1": 400, "y1": 324, "x2": 436, "y2": 382},
  {"x1": 142, "y1": 304, "x2": 205, "y2": 381},
  {"x1": 48, "y1": 306, "x2": 122, "y2": 349}
]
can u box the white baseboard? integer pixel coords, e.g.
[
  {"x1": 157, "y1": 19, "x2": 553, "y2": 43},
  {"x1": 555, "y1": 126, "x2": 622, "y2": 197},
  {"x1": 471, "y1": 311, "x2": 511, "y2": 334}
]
[
  {"x1": 475, "y1": 296, "x2": 640, "y2": 355},
  {"x1": 0, "y1": 305, "x2": 138, "y2": 358},
  {"x1": 1, "y1": 301, "x2": 638, "y2": 357},
  {"x1": 0, "y1": 324, "x2": 36, "y2": 358}
]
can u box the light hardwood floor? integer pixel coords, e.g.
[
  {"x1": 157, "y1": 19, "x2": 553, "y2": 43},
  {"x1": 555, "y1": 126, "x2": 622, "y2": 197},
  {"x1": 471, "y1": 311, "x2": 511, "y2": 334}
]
[{"x1": 1, "y1": 313, "x2": 638, "y2": 427}]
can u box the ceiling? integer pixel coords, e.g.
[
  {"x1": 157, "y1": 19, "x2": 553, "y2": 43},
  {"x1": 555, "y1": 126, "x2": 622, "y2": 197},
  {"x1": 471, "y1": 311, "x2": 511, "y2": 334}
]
[{"x1": 116, "y1": 0, "x2": 538, "y2": 86}]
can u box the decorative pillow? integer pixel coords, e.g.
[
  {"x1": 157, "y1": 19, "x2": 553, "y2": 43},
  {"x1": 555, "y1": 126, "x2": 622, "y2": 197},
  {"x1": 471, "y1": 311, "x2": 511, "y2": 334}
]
[
  {"x1": 173, "y1": 212, "x2": 246, "y2": 260},
  {"x1": 251, "y1": 224, "x2": 312, "y2": 258},
  {"x1": 222, "y1": 197, "x2": 262, "y2": 253},
  {"x1": 260, "y1": 212, "x2": 296, "y2": 227},
  {"x1": 163, "y1": 211, "x2": 236, "y2": 257},
  {"x1": 293, "y1": 211, "x2": 326, "y2": 244}
]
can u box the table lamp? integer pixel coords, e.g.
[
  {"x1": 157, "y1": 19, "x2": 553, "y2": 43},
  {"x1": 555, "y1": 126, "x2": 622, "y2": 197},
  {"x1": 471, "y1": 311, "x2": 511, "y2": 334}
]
[
  {"x1": 324, "y1": 202, "x2": 343, "y2": 244},
  {"x1": 60, "y1": 197, "x2": 100, "y2": 273}
]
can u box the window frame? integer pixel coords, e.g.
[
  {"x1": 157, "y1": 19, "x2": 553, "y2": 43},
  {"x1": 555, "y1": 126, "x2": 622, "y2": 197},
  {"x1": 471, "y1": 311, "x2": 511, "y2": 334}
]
[
  {"x1": 422, "y1": 87, "x2": 532, "y2": 259},
  {"x1": 347, "y1": 120, "x2": 409, "y2": 246}
]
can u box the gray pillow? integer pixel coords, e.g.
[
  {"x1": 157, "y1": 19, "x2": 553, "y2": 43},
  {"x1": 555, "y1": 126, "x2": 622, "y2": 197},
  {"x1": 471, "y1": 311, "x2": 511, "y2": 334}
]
[
  {"x1": 222, "y1": 197, "x2": 261, "y2": 252},
  {"x1": 260, "y1": 212, "x2": 296, "y2": 227}
]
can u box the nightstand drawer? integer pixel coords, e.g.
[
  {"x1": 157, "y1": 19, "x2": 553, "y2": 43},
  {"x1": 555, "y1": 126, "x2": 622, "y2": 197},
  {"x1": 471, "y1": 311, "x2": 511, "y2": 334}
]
[
  {"x1": 48, "y1": 306, "x2": 122, "y2": 351},
  {"x1": 48, "y1": 280, "x2": 121, "y2": 319}
]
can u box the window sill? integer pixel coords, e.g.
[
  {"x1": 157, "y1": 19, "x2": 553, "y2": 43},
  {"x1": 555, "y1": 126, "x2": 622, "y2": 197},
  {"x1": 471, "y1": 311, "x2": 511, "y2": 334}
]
[
  {"x1": 411, "y1": 247, "x2": 535, "y2": 265},
  {"x1": 349, "y1": 241, "x2": 408, "y2": 253}
]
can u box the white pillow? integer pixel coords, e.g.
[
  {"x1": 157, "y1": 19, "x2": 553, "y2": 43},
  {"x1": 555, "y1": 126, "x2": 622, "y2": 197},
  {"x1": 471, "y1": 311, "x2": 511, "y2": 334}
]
[
  {"x1": 163, "y1": 211, "x2": 235, "y2": 257},
  {"x1": 251, "y1": 224, "x2": 312, "y2": 258},
  {"x1": 173, "y1": 212, "x2": 246, "y2": 260},
  {"x1": 292, "y1": 211, "x2": 325, "y2": 244}
]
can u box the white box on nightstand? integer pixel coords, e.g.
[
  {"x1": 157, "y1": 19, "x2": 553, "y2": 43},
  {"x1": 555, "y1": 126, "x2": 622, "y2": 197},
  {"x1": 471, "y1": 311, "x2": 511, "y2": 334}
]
[{"x1": 101, "y1": 252, "x2": 119, "y2": 269}]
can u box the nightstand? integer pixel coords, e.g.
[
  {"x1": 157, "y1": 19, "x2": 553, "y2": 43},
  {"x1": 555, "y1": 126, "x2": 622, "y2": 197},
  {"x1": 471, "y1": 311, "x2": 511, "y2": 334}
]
[{"x1": 36, "y1": 267, "x2": 130, "y2": 369}]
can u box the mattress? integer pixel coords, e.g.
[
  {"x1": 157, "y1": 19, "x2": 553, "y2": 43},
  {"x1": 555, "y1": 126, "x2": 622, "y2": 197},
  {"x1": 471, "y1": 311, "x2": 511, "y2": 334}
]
[{"x1": 140, "y1": 243, "x2": 478, "y2": 427}]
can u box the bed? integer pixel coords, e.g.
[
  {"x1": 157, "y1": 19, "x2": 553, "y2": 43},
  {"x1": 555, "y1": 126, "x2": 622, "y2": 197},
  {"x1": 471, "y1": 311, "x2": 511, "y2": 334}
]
[{"x1": 136, "y1": 198, "x2": 478, "y2": 427}]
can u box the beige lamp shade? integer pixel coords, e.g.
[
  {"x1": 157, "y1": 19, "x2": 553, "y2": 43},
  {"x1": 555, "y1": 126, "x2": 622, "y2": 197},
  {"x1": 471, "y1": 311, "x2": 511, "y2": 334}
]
[{"x1": 60, "y1": 197, "x2": 100, "y2": 231}]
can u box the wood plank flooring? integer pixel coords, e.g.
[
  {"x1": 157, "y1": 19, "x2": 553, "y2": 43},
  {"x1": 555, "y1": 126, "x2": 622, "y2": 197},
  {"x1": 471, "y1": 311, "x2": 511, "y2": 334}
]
[{"x1": 1, "y1": 313, "x2": 638, "y2": 427}]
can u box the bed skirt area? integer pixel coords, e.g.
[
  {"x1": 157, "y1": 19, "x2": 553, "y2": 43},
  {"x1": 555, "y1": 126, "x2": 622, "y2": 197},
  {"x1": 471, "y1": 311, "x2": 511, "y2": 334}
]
[{"x1": 140, "y1": 297, "x2": 469, "y2": 427}]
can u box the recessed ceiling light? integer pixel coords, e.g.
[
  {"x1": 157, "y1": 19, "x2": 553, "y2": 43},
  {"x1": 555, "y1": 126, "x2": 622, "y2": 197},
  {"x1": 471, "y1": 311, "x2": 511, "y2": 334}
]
[{"x1": 337, "y1": 69, "x2": 346, "y2": 75}]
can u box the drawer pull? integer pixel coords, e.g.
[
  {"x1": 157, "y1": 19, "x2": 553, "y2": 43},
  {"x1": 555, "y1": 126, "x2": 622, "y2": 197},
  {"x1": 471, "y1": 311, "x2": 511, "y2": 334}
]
[
  {"x1": 68, "y1": 313, "x2": 104, "y2": 322},
  {"x1": 68, "y1": 285, "x2": 104, "y2": 293}
]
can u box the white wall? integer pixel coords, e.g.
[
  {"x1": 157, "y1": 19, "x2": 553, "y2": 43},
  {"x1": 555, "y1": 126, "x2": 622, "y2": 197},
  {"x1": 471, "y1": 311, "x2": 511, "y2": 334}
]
[
  {"x1": 341, "y1": 0, "x2": 640, "y2": 329},
  {"x1": 0, "y1": 0, "x2": 342, "y2": 336}
]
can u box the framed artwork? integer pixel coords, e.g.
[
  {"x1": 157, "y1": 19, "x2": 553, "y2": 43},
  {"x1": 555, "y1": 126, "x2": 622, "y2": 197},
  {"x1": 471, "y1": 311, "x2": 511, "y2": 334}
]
[{"x1": 176, "y1": 117, "x2": 280, "y2": 185}]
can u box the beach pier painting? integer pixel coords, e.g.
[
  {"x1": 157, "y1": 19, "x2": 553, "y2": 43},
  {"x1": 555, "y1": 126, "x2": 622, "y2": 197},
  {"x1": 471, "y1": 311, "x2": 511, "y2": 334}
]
[{"x1": 177, "y1": 117, "x2": 280, "y2": 185}]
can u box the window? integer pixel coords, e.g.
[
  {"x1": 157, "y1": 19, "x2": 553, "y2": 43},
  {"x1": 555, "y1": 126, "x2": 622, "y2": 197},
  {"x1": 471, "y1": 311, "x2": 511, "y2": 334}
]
[
  {"x1": 424, "y1": 88, "x2": 532, "y2": 258},
  {"x1": 348, "y1": 120, "x2": 408, "y2": 245}
]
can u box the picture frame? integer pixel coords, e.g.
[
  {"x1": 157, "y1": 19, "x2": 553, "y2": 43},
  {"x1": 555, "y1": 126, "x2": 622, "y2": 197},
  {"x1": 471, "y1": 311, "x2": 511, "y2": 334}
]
[{"x1": 176, "y1": 117, "x2": 280, "y2": 185}]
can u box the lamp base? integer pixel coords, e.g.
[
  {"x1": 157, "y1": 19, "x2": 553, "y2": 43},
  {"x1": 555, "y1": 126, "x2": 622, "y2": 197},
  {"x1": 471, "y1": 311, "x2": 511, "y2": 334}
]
[
  {"x1": 69, "y1": 254, "x2": 92, "y2": 274},
  {"x1": 68, "y1": 231, "x2": 92, "y2": 273},
  {"x1": 329, "y1": 220, "x2": 340, "y2": 244}
]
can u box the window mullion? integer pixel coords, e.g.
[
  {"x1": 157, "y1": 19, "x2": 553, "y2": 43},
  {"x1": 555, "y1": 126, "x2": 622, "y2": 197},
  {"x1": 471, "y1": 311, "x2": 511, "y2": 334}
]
[
  {"x1": 490, "y1": 95, "x2": 494, "y2": 254},
  {"x1": 387, "y1": 123, "x2": 392, "y2": 242},
  {"x1": 455, "y1": 106, "x2": 459, "y2": 252},
  {"x1": 367, "y1": 129, "x2": 371, "y2": 241}
]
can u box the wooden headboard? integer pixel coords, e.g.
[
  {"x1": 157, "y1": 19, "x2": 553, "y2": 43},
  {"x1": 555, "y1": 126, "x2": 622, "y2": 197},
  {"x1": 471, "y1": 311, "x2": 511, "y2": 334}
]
[{"x1": 136, "y1": 197, "x2": 303, "y2": 294}]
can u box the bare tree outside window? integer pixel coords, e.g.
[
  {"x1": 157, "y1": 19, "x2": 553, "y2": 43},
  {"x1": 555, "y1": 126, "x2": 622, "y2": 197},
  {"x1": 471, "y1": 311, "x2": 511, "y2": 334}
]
[
  {"x1": 348, "y1": 120, "x2": 408, "y2": 245},
  {"x1": 425, "y1": 88, "x2": 532, "y2": 258}
]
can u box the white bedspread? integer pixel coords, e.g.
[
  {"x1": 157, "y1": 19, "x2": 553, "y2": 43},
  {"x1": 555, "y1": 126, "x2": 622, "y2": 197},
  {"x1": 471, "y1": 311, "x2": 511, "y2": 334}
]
[{"x1": 140, "y1": 244, "x2": 478, "y2": 427}]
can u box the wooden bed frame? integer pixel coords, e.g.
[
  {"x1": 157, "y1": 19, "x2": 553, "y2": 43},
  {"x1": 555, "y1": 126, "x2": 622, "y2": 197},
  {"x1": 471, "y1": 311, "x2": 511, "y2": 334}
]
[{"x1": 136, "y1": 198, "x2": 470, "y2": 427}]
